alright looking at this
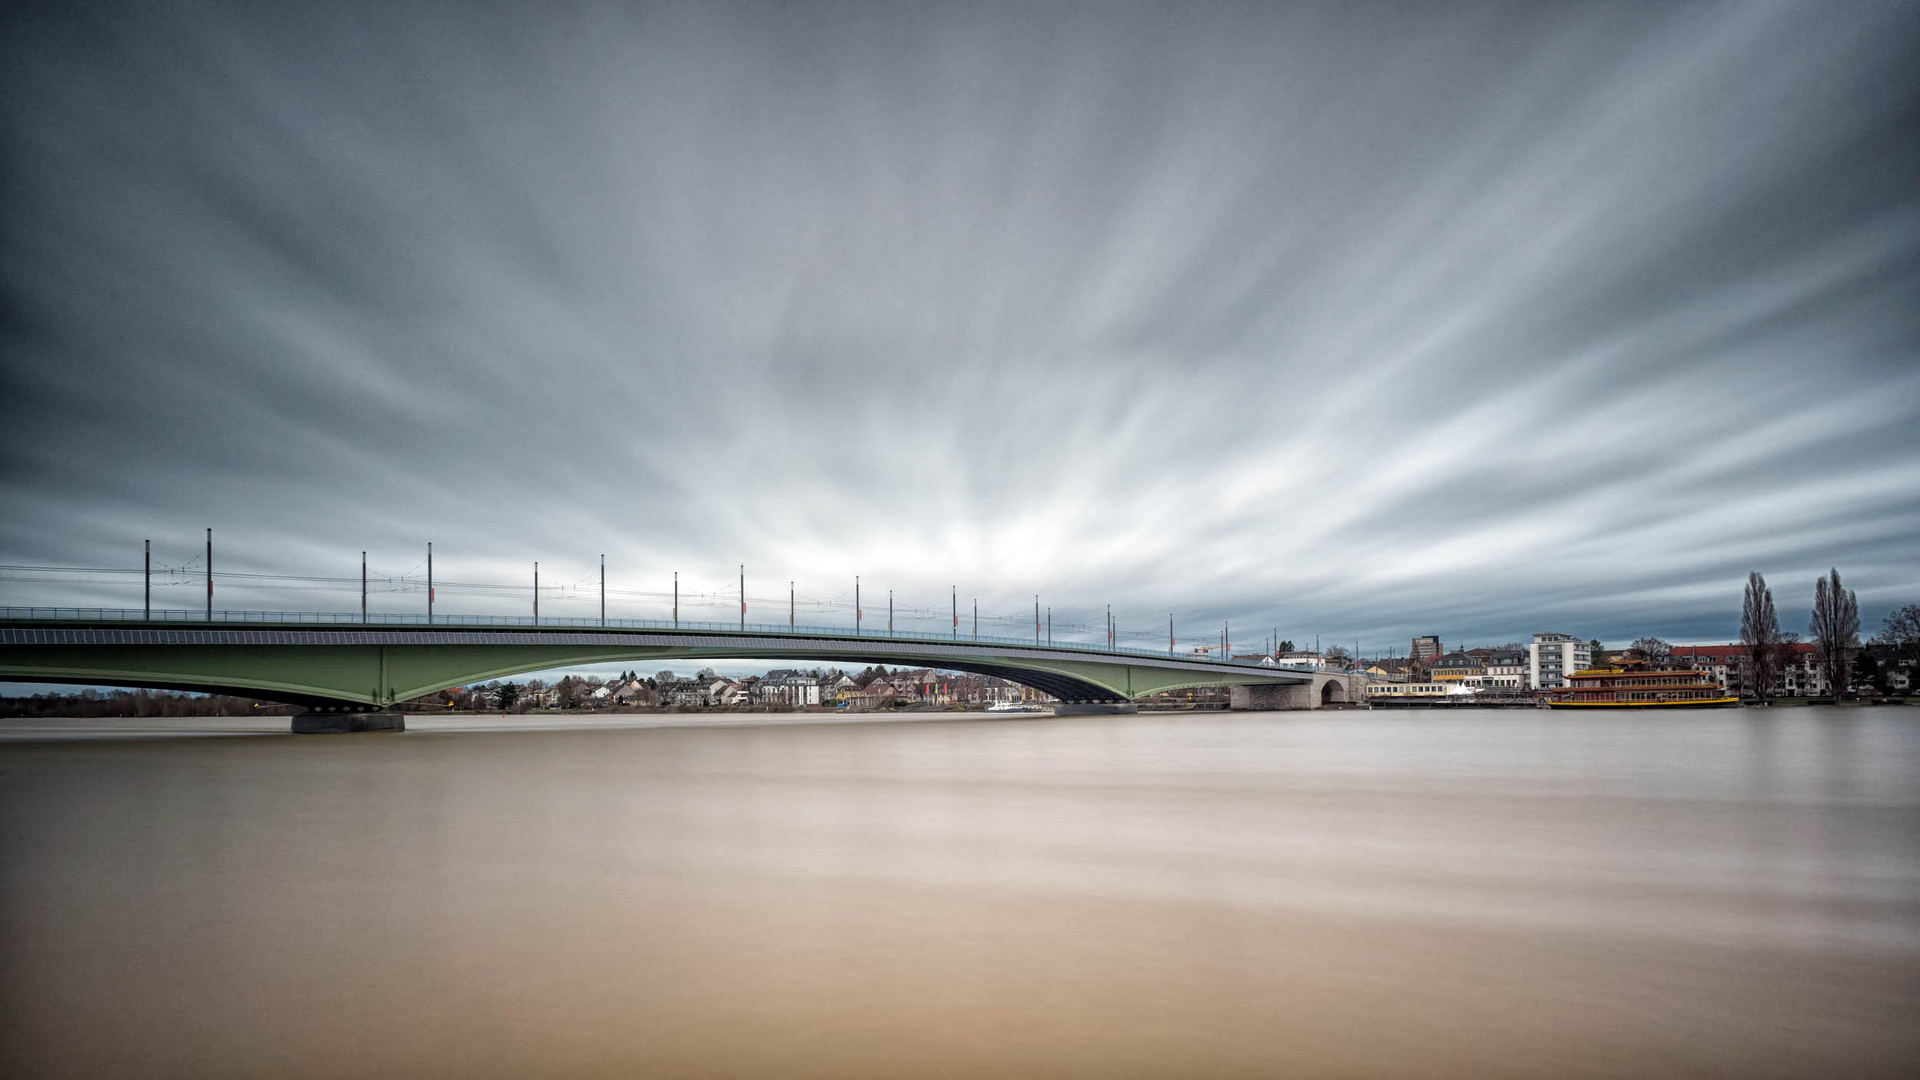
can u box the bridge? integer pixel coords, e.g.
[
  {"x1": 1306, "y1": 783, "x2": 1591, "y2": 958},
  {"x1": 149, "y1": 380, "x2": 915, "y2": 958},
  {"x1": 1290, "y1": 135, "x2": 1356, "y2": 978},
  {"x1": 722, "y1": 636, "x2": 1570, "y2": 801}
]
[{"x1": 0, "y1": 607, "x2": 1361, "y2": 728}]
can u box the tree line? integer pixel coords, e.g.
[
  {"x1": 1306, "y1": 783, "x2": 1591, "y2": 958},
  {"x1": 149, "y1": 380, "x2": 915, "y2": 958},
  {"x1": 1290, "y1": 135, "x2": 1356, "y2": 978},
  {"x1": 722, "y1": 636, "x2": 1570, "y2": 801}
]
[
  {"x1": 1742, "y1": 568, "x2": 1918, "y2": 702},
  {"x1": 0, "y1": 689, "x2": 293, "y2": 718}
]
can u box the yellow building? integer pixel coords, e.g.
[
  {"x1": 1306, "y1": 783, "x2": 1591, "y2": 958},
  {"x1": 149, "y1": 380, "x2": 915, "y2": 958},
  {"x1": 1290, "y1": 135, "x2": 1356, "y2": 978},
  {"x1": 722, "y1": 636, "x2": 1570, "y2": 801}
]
[
  {"x1": 1363, "y1": 658, "x2": 1413, "y2": 682},
  {"x1": 1430, "y1": 651, "x2": 1485, "y2": 682}
]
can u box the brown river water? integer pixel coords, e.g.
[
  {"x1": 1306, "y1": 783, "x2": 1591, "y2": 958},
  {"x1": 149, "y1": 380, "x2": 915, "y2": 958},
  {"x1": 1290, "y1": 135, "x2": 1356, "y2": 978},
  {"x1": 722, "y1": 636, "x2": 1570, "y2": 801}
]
[{"x1": 3, "y1": 707, "x2": 1917, "y2": 1078}]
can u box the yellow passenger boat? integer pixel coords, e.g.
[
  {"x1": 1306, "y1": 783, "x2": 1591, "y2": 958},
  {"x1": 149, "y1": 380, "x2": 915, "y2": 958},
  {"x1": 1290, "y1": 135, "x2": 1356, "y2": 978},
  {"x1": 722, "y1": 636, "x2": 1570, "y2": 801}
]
[{"x1": 1547, "y1": 659, "x2": 1738, "y2": 708}]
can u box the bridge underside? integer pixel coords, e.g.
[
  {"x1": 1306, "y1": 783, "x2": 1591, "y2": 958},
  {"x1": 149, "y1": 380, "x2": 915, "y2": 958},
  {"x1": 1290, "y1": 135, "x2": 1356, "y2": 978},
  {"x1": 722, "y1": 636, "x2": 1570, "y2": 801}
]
[{"x1": 0, "y1": 625, "x2": 1308, "y2": 709}]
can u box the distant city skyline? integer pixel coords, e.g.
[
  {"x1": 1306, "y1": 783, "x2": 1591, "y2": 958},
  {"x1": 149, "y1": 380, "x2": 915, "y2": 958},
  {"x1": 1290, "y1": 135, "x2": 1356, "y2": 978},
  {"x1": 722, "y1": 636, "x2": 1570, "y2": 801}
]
[{"x1": 4, "y1": 2, "x2": 1916, "y2": 653}]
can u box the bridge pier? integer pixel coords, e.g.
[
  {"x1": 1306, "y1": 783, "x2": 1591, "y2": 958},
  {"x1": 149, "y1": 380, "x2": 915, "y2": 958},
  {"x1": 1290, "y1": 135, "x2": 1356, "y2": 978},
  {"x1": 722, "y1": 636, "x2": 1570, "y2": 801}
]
[
  {"x1": 1230, "y1": 673, "x2": 1365, "y2": 710},
  {"x1": 292, "y1": 711, "x2": 405, "y2": 734},
  {"x1": 1231, "y1": 683, "x2": 1314, "y2": 710}
]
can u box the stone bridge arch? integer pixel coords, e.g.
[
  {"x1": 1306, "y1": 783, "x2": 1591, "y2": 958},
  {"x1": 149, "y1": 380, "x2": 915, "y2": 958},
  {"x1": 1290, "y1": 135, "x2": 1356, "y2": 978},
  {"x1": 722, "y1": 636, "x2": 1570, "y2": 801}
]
[{"x1": 1230, "y1": 671, "x2": 1366, "y2": 710}]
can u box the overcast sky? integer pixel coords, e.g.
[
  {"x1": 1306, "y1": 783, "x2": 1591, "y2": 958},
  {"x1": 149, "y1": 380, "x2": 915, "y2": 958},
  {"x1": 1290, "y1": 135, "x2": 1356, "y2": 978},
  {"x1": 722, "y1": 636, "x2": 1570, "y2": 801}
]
[{"x1": 3, "y1": 0, "x2": 1917, "y2": 656}]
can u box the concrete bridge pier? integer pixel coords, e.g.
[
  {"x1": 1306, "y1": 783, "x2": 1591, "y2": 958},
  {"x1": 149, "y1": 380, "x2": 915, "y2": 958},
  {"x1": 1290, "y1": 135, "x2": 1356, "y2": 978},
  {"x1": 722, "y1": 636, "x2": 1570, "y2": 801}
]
[
  {"x1": 292, "y1": 710, "x2": 405, "y2": 734},
  {"x1": 1230, "y1": 672, "x2": 1364, "y2": 710}
]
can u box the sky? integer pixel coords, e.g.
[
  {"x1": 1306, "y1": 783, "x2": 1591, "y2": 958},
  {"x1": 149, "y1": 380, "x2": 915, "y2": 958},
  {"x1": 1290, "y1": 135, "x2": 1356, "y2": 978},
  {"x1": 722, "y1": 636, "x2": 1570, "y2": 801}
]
[{"x1": 3, "y1": 0, "x2": 1918, "y2": 663}]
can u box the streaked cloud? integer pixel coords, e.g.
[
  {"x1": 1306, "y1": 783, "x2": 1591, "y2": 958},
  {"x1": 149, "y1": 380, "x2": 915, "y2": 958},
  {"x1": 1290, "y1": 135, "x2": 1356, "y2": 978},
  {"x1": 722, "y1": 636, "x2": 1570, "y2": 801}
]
[{"x1": 3, "y1": 0, "x2": 1915, "y2": 653}]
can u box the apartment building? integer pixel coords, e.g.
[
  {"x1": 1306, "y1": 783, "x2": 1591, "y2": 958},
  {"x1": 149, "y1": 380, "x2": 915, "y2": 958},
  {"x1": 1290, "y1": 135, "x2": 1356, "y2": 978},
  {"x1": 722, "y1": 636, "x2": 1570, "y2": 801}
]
[{"x1": 1529, "y1": 632, "x2": 1591, "y2": 689}]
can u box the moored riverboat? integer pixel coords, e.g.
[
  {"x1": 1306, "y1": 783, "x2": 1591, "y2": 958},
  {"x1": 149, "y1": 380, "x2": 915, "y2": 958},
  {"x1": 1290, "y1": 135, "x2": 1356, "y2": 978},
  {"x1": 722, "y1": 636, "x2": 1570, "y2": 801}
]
[
  {"x1": 984, "y1": 701, "x2": 1040, "y2": 713},
  {"x1": 1548, "y1": 659, "x2": 1737, "y2": 708}
]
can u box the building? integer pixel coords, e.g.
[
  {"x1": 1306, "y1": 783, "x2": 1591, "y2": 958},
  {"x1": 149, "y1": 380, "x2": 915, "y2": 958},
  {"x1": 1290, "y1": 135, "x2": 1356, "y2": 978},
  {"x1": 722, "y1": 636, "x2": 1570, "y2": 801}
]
[
  {"x1": 1853, "y1": 644, "x2": 1915, "y2": 694},
  {"x1": 1482, "y1": 649, "x2": 1529, "y2": 689},
  {"x1": 850, "y1": 678, "x2": 906, "y2": 709},
  {"x1": 1667, "y1": 643, "x2": 1831, "y2": 699},
  {"x1": 1529, "y1": 633, "x2": 1591, "y2": 689},
  {"x1": 1364, "y1": 657, "x2": 1413, "y2": 683},
  {"x1": 658, "y1": 677, "x2": 704, "y2": 706},
  {"x1": 1431, "y1": 651, "x2": 1485, "y2": 682},
  {"x1": 703, "y1": 677, "x2": 745, "y2": 706},
  {"x1": 752, "y1": 670, "x2": 822, "y2": 707},
  {"x1": 608, "y1": 679, "x2": 655, "y2": 706},
  {"x1": 980, "y1": 677, "x2": 1023, "y2": 704},
  {"x1": 1410, "y1": 636, "x2": 1443, "y2": 663}
]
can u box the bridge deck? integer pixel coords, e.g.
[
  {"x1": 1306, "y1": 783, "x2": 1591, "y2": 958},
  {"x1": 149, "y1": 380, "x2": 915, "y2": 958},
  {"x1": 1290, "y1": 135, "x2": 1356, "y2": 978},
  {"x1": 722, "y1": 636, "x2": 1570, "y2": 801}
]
[{"x1": 1, "y1": 610, "x2": 1312, "y2": 708}]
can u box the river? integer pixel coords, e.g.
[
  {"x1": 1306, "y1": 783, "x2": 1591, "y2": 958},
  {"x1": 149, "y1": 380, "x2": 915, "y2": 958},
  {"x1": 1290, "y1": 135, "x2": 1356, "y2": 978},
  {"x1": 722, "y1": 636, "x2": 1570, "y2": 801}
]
[{"x1": 3, "y1": 707, "x2": 1916, "y2": 1077}]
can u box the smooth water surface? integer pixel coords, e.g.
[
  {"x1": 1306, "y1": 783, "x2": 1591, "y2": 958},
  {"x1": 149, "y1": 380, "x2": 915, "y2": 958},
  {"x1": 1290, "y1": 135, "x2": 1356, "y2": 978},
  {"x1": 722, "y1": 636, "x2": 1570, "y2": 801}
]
[{"x1": 3, "y1": 708, "x2": 1917, "y2": 1077}]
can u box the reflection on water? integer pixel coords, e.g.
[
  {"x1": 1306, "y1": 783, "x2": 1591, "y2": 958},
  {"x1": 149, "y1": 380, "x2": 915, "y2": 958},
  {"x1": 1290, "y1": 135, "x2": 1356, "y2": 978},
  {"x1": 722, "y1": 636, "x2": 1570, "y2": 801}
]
[{"x1": 3, "y1": 708, "x2": 1917, "y2": 1077}]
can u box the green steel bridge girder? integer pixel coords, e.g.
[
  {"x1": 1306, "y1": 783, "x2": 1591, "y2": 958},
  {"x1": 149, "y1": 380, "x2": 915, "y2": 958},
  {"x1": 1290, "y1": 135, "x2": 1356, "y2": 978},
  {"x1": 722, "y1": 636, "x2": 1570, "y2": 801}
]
[{"x1": 0, "y1": 635, "x2": 1306, "y2": 708}]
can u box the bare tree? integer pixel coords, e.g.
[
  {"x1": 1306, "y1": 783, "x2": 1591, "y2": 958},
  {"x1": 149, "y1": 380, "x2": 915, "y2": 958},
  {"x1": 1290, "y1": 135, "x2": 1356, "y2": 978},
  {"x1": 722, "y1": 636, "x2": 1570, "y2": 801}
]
[
  {"x1": 1741, "y1": 572, "x2": 1782, "y2": 702},
  {"x1": 1773, "y1": 630, "x2": 1803, "y2": 696},
  {"x1": 1630, "y1": 637, "x2": 1673, "y2": 666},
  {"x1": 1809, "y1": 568, "x2": 1859, "y2": 703},
  {"x1": 1882, "y1": 603, "x2": 1920, "y2": 666}
]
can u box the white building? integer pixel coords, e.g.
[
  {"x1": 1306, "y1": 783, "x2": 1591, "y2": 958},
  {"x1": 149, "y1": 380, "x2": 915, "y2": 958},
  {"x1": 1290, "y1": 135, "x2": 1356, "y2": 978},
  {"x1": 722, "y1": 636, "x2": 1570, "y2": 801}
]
[
  {"x1": 752, "y1": 670, "x2": 822, "y2": 707},
  {"x1": 1529, "y1": 633, "x2": 1590, "y2": 689},
  {"x1": 1481, "y1": 648, "x2": 1530, "y2": 689},
  {"x1": 705, "y1": 678, "x2": 747, "y2": 706}
]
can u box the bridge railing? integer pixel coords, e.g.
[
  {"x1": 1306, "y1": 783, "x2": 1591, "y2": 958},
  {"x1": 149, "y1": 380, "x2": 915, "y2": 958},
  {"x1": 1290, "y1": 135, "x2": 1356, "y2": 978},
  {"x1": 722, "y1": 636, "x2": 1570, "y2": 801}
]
[{"x1": 0, "y1": 606, "x2": 1298, "y2": 671}]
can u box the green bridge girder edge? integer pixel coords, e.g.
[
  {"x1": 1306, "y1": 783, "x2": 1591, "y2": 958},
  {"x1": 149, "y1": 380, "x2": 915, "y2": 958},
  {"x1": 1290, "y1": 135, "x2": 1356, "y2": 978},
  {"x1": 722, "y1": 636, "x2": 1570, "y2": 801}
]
[{"x1": 0, "y1": 621, "x2": 1311, "y2": 708}]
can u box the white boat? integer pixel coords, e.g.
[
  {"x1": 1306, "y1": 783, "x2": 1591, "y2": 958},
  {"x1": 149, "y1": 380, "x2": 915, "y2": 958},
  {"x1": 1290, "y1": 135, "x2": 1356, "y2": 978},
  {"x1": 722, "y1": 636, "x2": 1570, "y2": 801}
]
[{"x1": 984, "y1": 701, "x2": 1036, "y2": 713}]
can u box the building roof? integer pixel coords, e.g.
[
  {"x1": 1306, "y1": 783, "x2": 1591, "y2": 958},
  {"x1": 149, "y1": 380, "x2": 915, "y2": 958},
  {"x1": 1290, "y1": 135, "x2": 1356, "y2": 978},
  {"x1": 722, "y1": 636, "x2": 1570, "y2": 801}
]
[{"x1": 1670, "y1": 643, "x2": 1819, "y2": 661}]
